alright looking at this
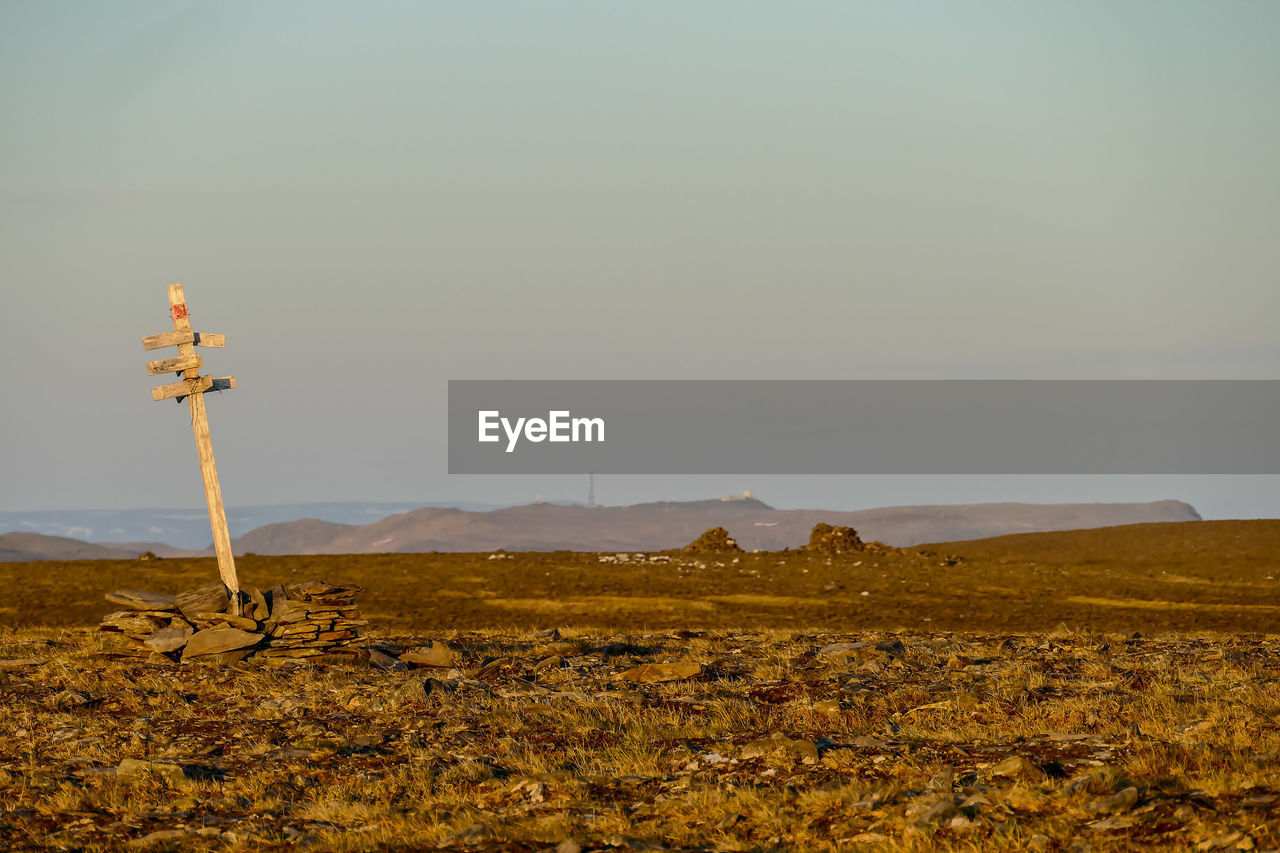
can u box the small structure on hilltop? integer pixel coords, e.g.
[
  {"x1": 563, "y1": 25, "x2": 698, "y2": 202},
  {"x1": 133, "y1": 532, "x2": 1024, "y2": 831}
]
[{"x1": 683, "y1": 527, "x2": 743, "y2": 552}]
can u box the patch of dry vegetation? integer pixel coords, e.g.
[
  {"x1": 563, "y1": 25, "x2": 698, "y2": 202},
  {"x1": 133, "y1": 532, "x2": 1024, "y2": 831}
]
[
  {"x1": 3, "y1": 520, "x2": 1278, "y2": 635},
  {"x1": 1, "y1": 625, "x2": 1278, "y2": 851},
  {"x1": 0, "y1": 521, "x2": 1277, "y2": 850}
]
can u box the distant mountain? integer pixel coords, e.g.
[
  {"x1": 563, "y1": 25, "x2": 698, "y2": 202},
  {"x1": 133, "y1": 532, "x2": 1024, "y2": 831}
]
[
  {"x1": 1, "y1": 498, "x2": 1203, "y2": 560},
  {"x1": 0, "y1": 532, "x2": 208, "y2": 562},
  {"x1": 0, "y1": 501, "x2": 506, "y2": 550},
  {"x1": 228, "y1": 498, "x2": 1202, "y2": 554},
  {"x1": 0, "y1": 532, "x2": 134, "y2": 562}
]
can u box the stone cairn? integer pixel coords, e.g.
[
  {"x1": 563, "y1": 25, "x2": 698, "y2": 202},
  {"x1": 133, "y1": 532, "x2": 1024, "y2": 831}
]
[
  {"x1": 98, "y1": 579, "x2": 367, "y2": 664},
  {"x1": 682, "y1": 526, "x2": 744, "y2": 553},
  {"x1": 803, "y1": 523, "x2": 866, "y2": 554}
]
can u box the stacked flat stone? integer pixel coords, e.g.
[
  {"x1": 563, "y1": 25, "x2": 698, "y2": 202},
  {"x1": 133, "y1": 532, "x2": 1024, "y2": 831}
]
[
  {"x1": 259, "y1": 580, "x2": 365, "y2": 660},
  {"x1": 98, "y1": 580, "x2": 366, "y2": 664}
]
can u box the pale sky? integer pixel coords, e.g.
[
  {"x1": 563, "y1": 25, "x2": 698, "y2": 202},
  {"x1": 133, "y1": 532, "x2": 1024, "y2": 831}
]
[{"x1": 2, "y1": 1, "x2": 1277, "y2": 518}]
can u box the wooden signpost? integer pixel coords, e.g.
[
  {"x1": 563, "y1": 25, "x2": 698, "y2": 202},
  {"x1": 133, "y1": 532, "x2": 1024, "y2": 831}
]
[{"x1": 143, "y1": 284, "x2": 241, "y2": 613}]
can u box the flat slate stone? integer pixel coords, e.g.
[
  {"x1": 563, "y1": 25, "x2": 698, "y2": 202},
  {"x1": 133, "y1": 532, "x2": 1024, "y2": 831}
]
[
  {"x1": 183, "y1": 627, "x2": 263, "y2": 659},
  {"x1": 240, "y1": 585, "x2": 268, "y2": 621},
  {"x1": 117, "y1": 758, "x2": 186, "y2": 785},
  {"x1": 176, "y1": 584, "x2": 228, "y2": 619},
  {"x1": 105, "y1": 589, "x2": 177, "y2": 611},
  {"x1": 400, "y1": 642, "x2": 457, "y2": 667},
  {"x1": 191, "y1": 612, "x2": 259, "y2": 631},
  {"x1": 101, "y1": 612, "x2": 164, "y2": 635},
  {"x1": 619, "y1": 662, "x2": 705, "y2": 683},
  {"x1": 144, "y1": 624, "x2": 194, "y2": 654}
]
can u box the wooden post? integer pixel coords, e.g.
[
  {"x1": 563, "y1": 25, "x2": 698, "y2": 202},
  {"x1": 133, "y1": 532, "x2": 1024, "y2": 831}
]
[{"x1": 143, "y1": 284, "x2": 241, "y2": 613}]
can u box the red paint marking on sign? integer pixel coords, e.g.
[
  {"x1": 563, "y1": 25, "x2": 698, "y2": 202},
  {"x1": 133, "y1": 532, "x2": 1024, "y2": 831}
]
[{"x1": 171, "y1": 304, "x2": 189, "y2": 321}]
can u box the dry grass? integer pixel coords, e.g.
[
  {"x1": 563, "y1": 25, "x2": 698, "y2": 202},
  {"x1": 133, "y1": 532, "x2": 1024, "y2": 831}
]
[
  {"x1": 3, "y1": 520, "x2": 1278, "y2": 635},
  {"x1": 1, "y1": 624, "x2": 1278, "y2": 851},
  {"x1": 0, "y1": 519, "x2": 1277, "y2": 851}
]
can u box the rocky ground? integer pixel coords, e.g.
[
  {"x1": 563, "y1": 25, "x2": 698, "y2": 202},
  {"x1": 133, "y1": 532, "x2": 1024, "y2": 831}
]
[{"x1": 1, "y1": 624, "x2": 1277, "y2": 851}]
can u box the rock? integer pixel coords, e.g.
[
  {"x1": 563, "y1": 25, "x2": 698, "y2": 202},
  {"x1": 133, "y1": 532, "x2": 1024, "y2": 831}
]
[
  {"x1": 803, "y1": 523, "x2": 864, "y2": 554},
  {"x1": 818, "y1": 641, "x2": 868, "y2": 658},
  {"x1": 129, "y1": 829, "x2": 191, "y2": 847},
  {"x1": 117, "y1": 758, "x2": 186, "y2": 786},
  {"x1": 740, "y1": 733, "x2": 820, "y2": 764},
  {"x1": 439, "y1": 823, "x2": 489, "y2": 846},
  {"x1": 198, "y1": 649, "x2": 253, "y2": 665},
  {"x1": 927, "y1": 765, "x2": 955, "y2": 792},
  {"x1": 556, "y1": 840, "x2": 582, "y2": 853},
  {"x1": 175, "y1": 584, "x2": 228, "y2": 619},
  {"x1": 875, "y1": 638, "x2": 906, "y2": 656},
  {"x1": 0, "y1": 658, "x2": 49, "y2": 669},
  {"x1": 533, "y1": 655, "x2": 564, "y2": 674},
  {"x1": 682, "y1": 527, "x2": 742, "y2": 552},
  {"x1": 393, "y1": 678, "x2": 429, "y2": 703},
  {"x1": 101, "y1": 611, "x2": 165, "y2": 635},
  {"x1": 393, "y1": 677, "x2": 452, "y2": 703},
  {"x1": 238, "y1": 585, "x2": 269, "y2": 621},
  {"x1": 1088, "y1": 786, "x2": 1139, "y2": 815},
  {"x1": 1066, "y1": 764, "x2": 1127, "y2": 796},
  {"x1": 369, "y1": 650, "x2": 408, "y2": 671},
  {"x1": 191, "y1": 612, "x2": 259, "y2": 631},
  {"x1": 46, "y1": 690, "x2": 90, "y2": 709},
  {"x1": 182, "y1": 627, "x2": 262, "y2": 659},
  {"x1": 266, "y1": 583, "x2": 288, "y2": 612},
  {"x1": 105, "y1": 589, "x2": 176, "y2": 610},
  {"x1": 144, "y1": 624, "x2": 194, "y2": 654},
  {"x1": 136, "y1": 551, "x2": 160, "y2": 561},
  {"x1": 991, "y1": 754, "x2": 1047, "y2": 783},
  {"x1": 400, "y1": 642, "x2": 457, "y2": 667},
  {"x1": 619, "y1": 662, "x2": 704, "y2": 683},
  {"x1": 908, "y1": 795, "x2": 959, "y2": 825}
]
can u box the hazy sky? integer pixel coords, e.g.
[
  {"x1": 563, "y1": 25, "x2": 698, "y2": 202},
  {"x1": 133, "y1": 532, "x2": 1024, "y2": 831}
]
[{"x1": 2, "y1": 1, "x2": 1277, "y2": 518}]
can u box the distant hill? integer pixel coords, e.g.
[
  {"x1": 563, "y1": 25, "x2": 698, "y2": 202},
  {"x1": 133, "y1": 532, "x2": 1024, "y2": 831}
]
[
  {"x1": 0, "y1": 500, "x2": 506, "y2": 550},
  {"x1": 0, "y1": 532, "x2": 206, "y2": 562},
  {"x1": 228, "y1": 498, "x2": 1201, "y2": 554},
  {"x1": 932, "y1": 517, "x2": 1280, "y2": 567},
  {"x1": 1, "y1": 498, "x2": 1203, "y2": 560},
  {"x1": 0, "y1": 532, "x2": 133, "y2": 562}
]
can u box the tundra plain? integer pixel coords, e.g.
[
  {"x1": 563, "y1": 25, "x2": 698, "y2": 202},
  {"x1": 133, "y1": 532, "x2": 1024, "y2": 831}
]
[{"x1": 0, "y1": 520, "x2": 1277, "y2": 851}]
